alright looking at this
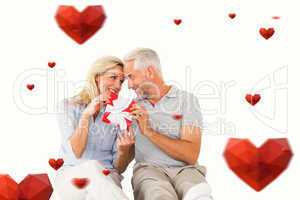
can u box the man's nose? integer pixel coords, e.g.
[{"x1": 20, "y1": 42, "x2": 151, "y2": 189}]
[{"x1": 128, "y1": 79, "x2": 134, "y2": 89}]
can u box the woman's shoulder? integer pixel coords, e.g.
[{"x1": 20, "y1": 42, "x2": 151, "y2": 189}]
[{"x1": 59, "y1": 96, "x2": 87, "y2": 111}]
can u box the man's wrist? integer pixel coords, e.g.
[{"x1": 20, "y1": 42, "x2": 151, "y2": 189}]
[{"x1": 144, "y1": 128, "x2": 155, "y2": 139}]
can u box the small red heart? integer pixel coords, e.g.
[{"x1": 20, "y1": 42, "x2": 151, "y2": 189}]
[
  {"x1": 259, "y1": 27, "x2": 275, "y2": 40},
  {"x1": 173, "y1": 19, "x2": 182, "y2": 26},
  {"x1": 55, "y1": 5, "x2": 106, "y2": 44},
  {"x1": 228, "y1": 13, "x2": 236, "y2": 19},
  {"x1": 102, "y1": 169, "x2": 111, "y2": 176},
  {"x1": 272, "y1": 16, "x2": 280, "y2": 20},
  {"x1": 26, "y1": 84, "x2": 35, "y2": 91},
  {"x1": 48, "y1": 158, "x2": 64, "y2": 170},
  {"x1": 224, "y1": 138, "x2": 293, "y2": 191},
  {"x1": 72, "y1": 178, "x2": 89, "y2": 189},
  {"x1": 48, "y1": 62, "x2": 56, "y2": 68},
  {"x1": 173, "y1": 114, "x2": 183, "y2": 120},
  {"x1": 245, "y1": 94, "x2": 261, "y2": 106}
]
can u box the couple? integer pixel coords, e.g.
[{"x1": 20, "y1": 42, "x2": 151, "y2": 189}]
[{"x1": 55, "y1": 48, "x2": 213, "y2": 200}]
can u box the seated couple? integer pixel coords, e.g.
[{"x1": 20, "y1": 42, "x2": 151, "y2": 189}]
[{"x1": 55, "y1": 48, "x2": 213, "y2": 200}]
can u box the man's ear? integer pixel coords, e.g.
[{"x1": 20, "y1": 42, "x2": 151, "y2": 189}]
[{"x1": 146, "y1": 65, "x2": 155, "y2": 79}]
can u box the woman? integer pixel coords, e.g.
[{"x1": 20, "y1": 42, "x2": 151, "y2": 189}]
[{"x1": 55, "y1": 56, "x2": 134, "y2": 200}]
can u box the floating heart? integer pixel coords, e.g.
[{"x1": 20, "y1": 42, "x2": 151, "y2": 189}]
[
  {"x1": 72, "y1": 178, "x2": 90, "y2": 189},
  {"x1": 245, "y1": 94, "x2": 261, "y2": 106},
  {"x1": 102, "y1": 169, "x2": 111, "y2": 176},
  {"x1": 272, "y1": 16, "x2": 280, "y2": 20},
  {"x1": 0, "y1": 175, "x2": 19, "y2": 200},
  {"x1": 0, "y1": 174, "x2": 53, "y2": 200},
  {"x1": 173, "y1": 19, "x2": 182, "y2": 26},
  {"x1": 48, "y1": 158, "x2": 64, "y2": 170},
  {"x1": 26, "y1": 84, "x2": 35, "y2": 91},
  {"x1": 173, "y1": 114, "x2": 183, "y2": 120},
  {"x1": 259, "y1": 27, "x2": 275, "y2": 40},
  {"x1": 228, "y1": 13, "x2": 236, "y2": 19},
  {"x1": 48, "y1": 62, "x2": 56, "y2": 68},
  {"x1": 223, "y1": 138, "x2": 293, "y2": 191},
  {"x1": 55, "y1": 5, "x2": 106, "y2": 44},
  {"x1": 19, "y1": 174, "x2": 53, "y2": 200}
]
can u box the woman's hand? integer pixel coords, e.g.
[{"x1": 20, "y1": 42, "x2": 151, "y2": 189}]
[
  {"x1": 82, "y1": 94, "x2": 109, "y2": 117},
  {"x1": 116, "y1": 129, "x2": 135, "y2": 155}
]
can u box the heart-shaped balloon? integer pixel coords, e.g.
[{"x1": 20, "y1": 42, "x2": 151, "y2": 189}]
[
  {"x1": 55, "y1": 5, "x2": 106, "y2": 44},
  {"x1": 223, "y1": 138, "x2": 293, "y2": 191}
]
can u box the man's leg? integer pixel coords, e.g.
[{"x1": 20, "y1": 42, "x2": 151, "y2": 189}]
[
  {"x1": 172, "y1": 166, "x2": 213, "y2": 200},
  {"x1": 132, "y1": 164, "x2": 179, "y2": 200}
]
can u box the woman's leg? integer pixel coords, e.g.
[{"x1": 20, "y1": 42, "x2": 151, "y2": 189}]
[
  {"x1": 54, "y1": 160, "x2": 128, "y2": 200},
  {"x1": 54, "y1": 166, "x2": 87, "y2": 200}
]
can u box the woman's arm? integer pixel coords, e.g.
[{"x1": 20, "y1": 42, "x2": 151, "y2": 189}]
[
  {"x1": 69, "y1": 112, "x2": 90, "y2": 158},
  {"x1": 113, "y1": 131, "x2": 135, "y2": 173},
  {"x1": 113, "y1": 145, "x2": 135, "y2": 174}
]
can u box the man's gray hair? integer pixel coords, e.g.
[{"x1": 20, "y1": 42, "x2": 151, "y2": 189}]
[{"x1": 124, "y1": 48, "x2": 161, "y2": 71}]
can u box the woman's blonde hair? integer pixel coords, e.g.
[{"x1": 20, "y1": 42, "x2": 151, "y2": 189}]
[{"x1": 73, "y1": 56, "x2": 124, "y2": 105}]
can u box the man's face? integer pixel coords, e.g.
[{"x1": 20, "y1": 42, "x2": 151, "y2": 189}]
[{"x1": 124, "y1": 60, "x2": 148, "y2": 97}]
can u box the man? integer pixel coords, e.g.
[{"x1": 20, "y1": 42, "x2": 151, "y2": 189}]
[{"x1": 124, "y1": 48, "x2": 213, "y2": 200}]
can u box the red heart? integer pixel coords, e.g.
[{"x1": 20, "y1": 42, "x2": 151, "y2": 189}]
[
  {"x1": 259, "y1": 27, "x2": 275, "y2": 40},
  {"x1": 0, "y1": 174, "x2": 53, "y2": 200},
  {"x1": 245, "y1": 94, "x2": 261, "y2": 106},
  {"x1": 48, "y1": 158, "x2": 64, "y2": 170},
  {"x1": 272, "y1": 16, "x2": 280, "y2": 20},
  {"x1": 19, "y1": 174, "x2": 53, "y2": 200},
  {"x1": 26, "y1": 84, "x2": 35, "y2": 91},
  {"x1": 173, "y1": 114, "x2": 183, "y2": 120},
  {"x1": 48, "y1": 62, "x2": 56, "y2": 68},
  {"x1": 0, "y1": 175, "x2": 19, "y2": 200},
  {"x1": 72, "y1": 178, "x2": 89, "y2": 189},
  {"x1": 173, "y1": 19, "x2": 182, "y2": 26},
  {"x1": 55, "y1": 5, "x2": 106, "y2": 44},
  {"x1": 102, "y1": 169, "x2": 111, "y2": 176},
  {"x1": 224, "y1": 138, "x2": 293, "y2": 191},
  {"x1": 228, "y1": 13, "x2": 236, "y2": 19}
]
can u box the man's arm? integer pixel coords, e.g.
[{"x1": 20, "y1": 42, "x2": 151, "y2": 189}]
[{"x1": 145, "y1": 125, "x2": 201, "y2": 165}]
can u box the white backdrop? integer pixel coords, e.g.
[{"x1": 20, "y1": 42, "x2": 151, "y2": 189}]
[{"x1": 0, "y1": 0, "x2": 299, "y2": 199}]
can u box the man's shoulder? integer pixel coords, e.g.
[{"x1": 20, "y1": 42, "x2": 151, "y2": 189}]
[{"x1": 173, "y1": 87, "x2": 197, "y2": 101}]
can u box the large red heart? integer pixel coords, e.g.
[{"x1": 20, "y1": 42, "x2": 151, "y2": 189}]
[
  {"x1": 259, "y1": 27, "x2": 275, "y2": 40},
  {"x1": 48, "y1": 158, "x2": 64, "y2": 170},
  {"x1": 55, "y1": 5, "x2": 106, "y2": 44},
  {"x1": 223, "y1": 138, "x2": 293, "y2": 191},
  {"x1": 245, "y1": 94, "x2": 261, "y2": 106},
  {"x1": 0, "y1": 175, "x2": 19, "y2": 200},
  {"x1": 0, "y1": 174, "x2": 53, "y2": 200}
]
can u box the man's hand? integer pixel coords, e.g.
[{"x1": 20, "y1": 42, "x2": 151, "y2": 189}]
[{"x1": 130, "y1": 104, "x2": 152, "y2": 136}]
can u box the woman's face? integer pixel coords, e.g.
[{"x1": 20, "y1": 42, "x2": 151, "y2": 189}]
[{"x1": 96, "y1": 66, "x2": 124, "y2": 95}]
